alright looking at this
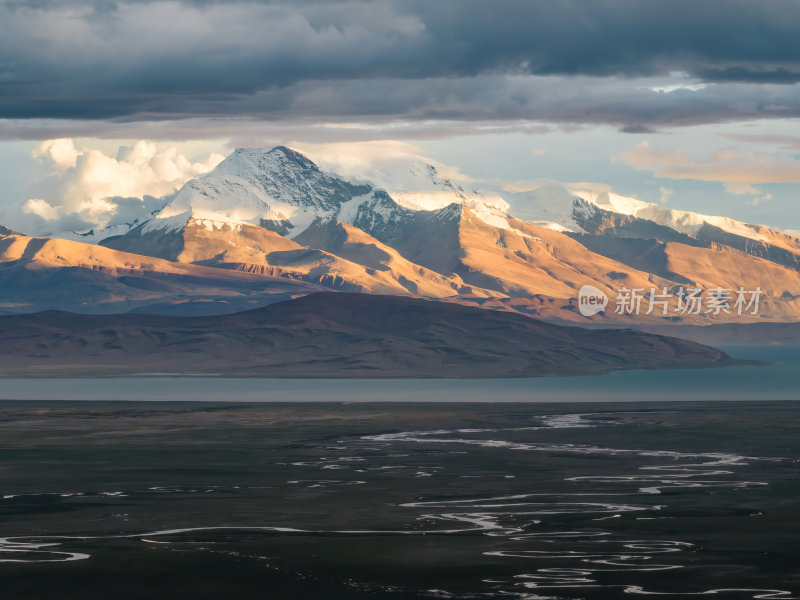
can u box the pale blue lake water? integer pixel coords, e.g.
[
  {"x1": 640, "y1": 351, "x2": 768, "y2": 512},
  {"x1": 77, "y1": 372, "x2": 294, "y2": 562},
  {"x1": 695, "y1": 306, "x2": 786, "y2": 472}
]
[{"x1": 0, "y1": 345, "x2": 797, "y2": 402}]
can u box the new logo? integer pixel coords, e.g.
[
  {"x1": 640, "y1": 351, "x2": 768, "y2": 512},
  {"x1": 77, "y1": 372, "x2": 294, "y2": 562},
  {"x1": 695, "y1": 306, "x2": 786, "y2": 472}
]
[{"x1": 578, "y1": 285, "x2": 608, "y2": 317}]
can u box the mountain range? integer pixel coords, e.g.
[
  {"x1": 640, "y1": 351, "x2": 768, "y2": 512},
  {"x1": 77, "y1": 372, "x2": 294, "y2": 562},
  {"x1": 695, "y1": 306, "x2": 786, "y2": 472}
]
[{"x1": 3, "y1": 145, "x2": 800, "y2": 329}]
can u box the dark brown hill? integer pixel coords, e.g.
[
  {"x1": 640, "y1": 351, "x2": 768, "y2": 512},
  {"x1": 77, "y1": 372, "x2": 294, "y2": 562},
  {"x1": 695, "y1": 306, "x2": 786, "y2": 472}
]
[{"x1": 0, "y1": 292, "x2": 733, "y2": 378}]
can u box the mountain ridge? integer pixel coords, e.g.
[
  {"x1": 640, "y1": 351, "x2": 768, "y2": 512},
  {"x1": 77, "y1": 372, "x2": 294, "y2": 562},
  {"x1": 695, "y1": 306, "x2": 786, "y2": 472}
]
[{"x1": 0, "y1": 292, "x2": 735, "y2": 378}]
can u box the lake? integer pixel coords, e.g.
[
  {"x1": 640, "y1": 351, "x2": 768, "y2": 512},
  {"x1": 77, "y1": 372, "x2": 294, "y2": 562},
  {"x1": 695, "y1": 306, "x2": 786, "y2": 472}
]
[{"x1": 0, "y1": 345, "x2": 798, "y2": 402}]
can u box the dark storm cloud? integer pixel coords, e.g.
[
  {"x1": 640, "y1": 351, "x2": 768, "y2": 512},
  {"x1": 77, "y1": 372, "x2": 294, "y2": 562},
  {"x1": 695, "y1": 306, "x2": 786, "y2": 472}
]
[{"x1": 2, "y1": 0, "x2": 800, "y2": 128}]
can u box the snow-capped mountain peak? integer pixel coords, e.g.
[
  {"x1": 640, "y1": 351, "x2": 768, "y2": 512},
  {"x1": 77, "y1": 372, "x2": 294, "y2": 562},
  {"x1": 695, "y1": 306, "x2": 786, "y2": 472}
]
[
  {"x1": 214, "y1": 146, "x2": 321, "y2": 185},
  {"x1": 141, "y1": 146, "x2": 378, "y2": 236},
  {"x1": 211, "y1": 145, "x2": 372, "y2": 214},
  {"x1": 142, "y1": 174, "x2": 285, "y2": 233},
  {"x1": 575, "y1": 188, "x2": 773, "y2": 243}
]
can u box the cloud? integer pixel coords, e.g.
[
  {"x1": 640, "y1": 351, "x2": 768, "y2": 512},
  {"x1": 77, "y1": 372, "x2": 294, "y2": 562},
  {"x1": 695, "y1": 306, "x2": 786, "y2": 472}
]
[
  {"x1": 722, "y1": 182, "x2": 773, "y2": 205},
  {"x1": 499, "y1": 179, "x2": 614, "y2": 195},
  {"x1": 20, "y1": 138, "x2": 224, "y2": 232},
  {"x1": 291, "y1": 140, "x2": 426, "y2": 174},
  {"x1": 618, "y1": 141, "x2": 796, "y2": 203},
  {"x1": 658, "y1": 186, "x2": 673, "y2": 204},
  {"x1": 1, "y1": 1, "x2": 800, "y2": 129},
  {"x1": 721, "y1": 133, "x2": 800, "y2": 150},
  {"x1": 22, "y1": 198, "x2": 61, "y2": 220},
  {"x1": 32, "y1": 138, "x2": 79, "y2": 170},
  {"x1": 724, "y1": 182, "x2": 763, "y2": 196},
  {"x1": 5, "y1": 74, "x2": 800, "y2": 138},
  {"x1": 290, "y1": 140, "x2": 478, "y2": 194},
  {"x1": 619, "y1": 141, "x2": 800, "y2": 185},
  {"x1": 0, "y1": 116, "x2": 559, "y2": 144}
]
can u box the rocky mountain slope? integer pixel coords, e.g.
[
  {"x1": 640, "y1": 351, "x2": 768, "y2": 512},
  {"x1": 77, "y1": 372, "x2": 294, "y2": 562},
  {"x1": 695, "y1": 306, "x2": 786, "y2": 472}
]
[{"x1": 0, "y1": 230, "x2": 327, "y2": 314}]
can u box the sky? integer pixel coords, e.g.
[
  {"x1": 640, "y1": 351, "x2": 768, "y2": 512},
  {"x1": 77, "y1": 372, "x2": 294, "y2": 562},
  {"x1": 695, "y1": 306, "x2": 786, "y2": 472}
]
[{"x1": 1, "y1": 0, "x2": 800, "y2": 235}]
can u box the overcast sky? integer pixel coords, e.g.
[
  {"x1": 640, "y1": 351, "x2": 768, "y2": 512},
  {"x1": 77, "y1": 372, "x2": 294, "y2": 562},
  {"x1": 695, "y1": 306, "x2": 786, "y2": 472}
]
[{"x1": 2, "y1": 0, "x2": 800, "y2": 233}]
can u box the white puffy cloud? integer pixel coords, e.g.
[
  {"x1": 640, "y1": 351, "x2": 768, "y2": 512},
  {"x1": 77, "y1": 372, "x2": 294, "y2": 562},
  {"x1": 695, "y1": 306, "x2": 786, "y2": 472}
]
[
  {"x1": 25, "y1": 138, "x2": 224, "y2": 231},
  {"x1": 32, "y1": 138, "x2": 79, "y2": 171},
  {"x1": 22, "y1": 198, "x2": 61, "y2": 221}
]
